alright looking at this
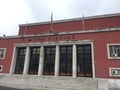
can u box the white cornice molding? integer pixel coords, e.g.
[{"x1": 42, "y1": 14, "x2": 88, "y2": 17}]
[
  {"x1": 0, "y1": 27, "x2": 120, "y2": 39},
  {"x1": 14, "y1": 40, "x2": 94, "y2": 47}
]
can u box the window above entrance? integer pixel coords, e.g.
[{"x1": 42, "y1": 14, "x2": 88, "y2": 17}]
[{"x1": 107, "y1": 44, "x2": 120, "y2": 59}]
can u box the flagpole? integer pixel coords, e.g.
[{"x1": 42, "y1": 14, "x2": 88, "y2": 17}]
[
  {"x1": 82, "y1": 15, "x2": 85, "y2": 30},
  {"x1": 50, "y1": 13, "x2": 53, "y2": 33},
  {"x1": 24, "y1": 21, "x2": 28, "y2": 35}
]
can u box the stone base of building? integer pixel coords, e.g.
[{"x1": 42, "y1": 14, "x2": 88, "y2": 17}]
[{"x1": 0, "y1": 74, "x2": 119, "y2": 90}]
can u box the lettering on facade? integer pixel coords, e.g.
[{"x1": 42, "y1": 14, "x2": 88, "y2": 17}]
[
  {"x1": 28, "y1": 35, "x2": 75, "y2": 42},
  {"x1": 48, "y1": 35, "x2": 74, "y2": 41}
]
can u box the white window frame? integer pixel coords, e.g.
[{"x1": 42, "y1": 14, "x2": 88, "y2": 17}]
[
  {"x1": 107, "y1": 44, "x2": 120, "y2": 59},
  {"x1": 0, "y1": 48, "x2": 6, "y2": 59},
  {"x1": 109, "y1": 68, "x2": 120, "y2": 77},
  {"x1": 0, "y1": 65, "x2": 3, "y2": 72}
]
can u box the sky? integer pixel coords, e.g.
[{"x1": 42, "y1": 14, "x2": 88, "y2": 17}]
[{"x1": 0, "y1": 0, "x2": 120, "y2": 36}]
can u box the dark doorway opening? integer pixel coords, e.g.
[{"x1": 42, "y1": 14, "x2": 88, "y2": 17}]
[{"x1": 77, "y1": 45, "x2": 92, "y2": 77}]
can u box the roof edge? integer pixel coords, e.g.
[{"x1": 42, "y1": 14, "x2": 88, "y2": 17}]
[{"x1": 19, "y1": 13, "x2": 120, "y2": 27}]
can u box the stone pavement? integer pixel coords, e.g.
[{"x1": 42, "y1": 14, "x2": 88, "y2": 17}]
[
  {"x1": 0, "y1": 86, "x2": 50, "y2": 90},
  {"x1": 0, "y1": 84, "x2": 51, "y2": 90},
  {"x1": 0, "y1": 86, "x2": 26, "y2": 90},
  {"x1": 0, "y1": 84, "x2": 68, "y2": 90}
]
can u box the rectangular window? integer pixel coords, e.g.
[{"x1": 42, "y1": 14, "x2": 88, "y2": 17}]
[
  {"x1": 28, "y1": 47, "x2": 40, "y2": 75},
  {"x1": 0, "y1": 48, "x2": 6, "y2": 59},
  {"x1": 107, "y1": 44, "x2": 120, "y2": 59},
  {"x1": 77, "y1": 45, "x2": 92, "y2": 77},
  {"x1": 59, "y1": 46, "x2": 72, "y2": 76},
  {"x1": 14, "y1": 47, "x2": 26, "y2": 74},
  {"x1": 0, "y1": 65, "x2": 3, "y2": 72},
  {"x1": 109, "y1": 68, "x2": 120, "y2": 77},
  {"x1": 43, "y1": 46, "x2": 55, "y2": 75}
]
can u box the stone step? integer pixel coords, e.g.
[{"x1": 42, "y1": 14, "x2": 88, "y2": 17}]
[
  {"x1": 0, "y1": 75, "x2": 119, "y2": 90},
  {"x1": 0, "y1": 75, "x2": 98, "y2": 90}
]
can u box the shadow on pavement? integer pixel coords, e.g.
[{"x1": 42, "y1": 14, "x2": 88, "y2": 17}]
[{"x1": 0, "y1": 86, "x2": 28, "y2": 90}]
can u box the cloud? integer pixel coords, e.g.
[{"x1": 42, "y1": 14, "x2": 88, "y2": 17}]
[
  {"x1": 96, "y1": 0, "x2": 120, "y2": 15},
  {"x1": 0, "y1": 0, "x2": 32, "y2": 36},
  {"x1": 0, "y1": 0, "x2": 120, "y2": 36}
]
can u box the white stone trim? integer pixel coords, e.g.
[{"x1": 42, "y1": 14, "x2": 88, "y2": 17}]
[
  {"x1": 14, "y1": 40, "x2": 94, "y2": 47},
  {"x1": 0, "y1": 48, "x2": 6, "y2": 59},
  {"x1": 54, "y1": 45, "x2": 60, "y2": 77},
  {"x1": 38, "y1": 46, "x2": 44, "y2": 76},
  {"x1": 0, "y1": 65, "x2": 3, "y2": 72},
  {"x1": 107, "y1": 43, "x2": 120, "y2": 59},
  {"x1": 1, "y1": 27, "x2": 120, "y2": 39},
  {"x1": 91, "y1": 42, "x2": 95, "y2": 78},
  {"x1": 109, "y1": 67, "x2": 120, "y2": 77},
  {"x1": 9, "y1": 47, "x2": 18, "y2": 75},
  {"x1": 10, "y1": 40, "x2": 95, "y2": 78},
  {"x1": 23, "y1": 47, "x2": 30, "y2": 75},
  {"x1": 72, "y1": 44, "x2": 77, "y2": 78}
]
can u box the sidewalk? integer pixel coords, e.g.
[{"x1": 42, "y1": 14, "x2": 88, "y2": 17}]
[
  {"x1": 0, "y1": 83, "x2": 65, "y2": 90},
  {"x1": 0, "y1": 83, "x2": 50, "y2": 90}
]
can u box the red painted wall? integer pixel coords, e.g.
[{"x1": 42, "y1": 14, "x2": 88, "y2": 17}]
[
  {"x1": 0, "y1": 14, "x2": 120, "y2": 79},
  {"x1": 19, "y1": 16, "x2": 120, "y2": 35},
  {"x1": 0, "y1": 30, "x2": 120, "y2": 79},
  {"x1": 76, "y1": 31, "x2": 120, "y2": 79}
]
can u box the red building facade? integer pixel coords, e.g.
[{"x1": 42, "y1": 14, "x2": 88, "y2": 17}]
[{"x1": 0, "y1": 13, "x2": 120, "y2": 79}]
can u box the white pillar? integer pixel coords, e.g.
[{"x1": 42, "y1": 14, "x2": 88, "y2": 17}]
[
  {"x1": 72, "y1": 44, "x2": 77, "y2": 78},
  {"x1": 9, "y1": 47, "x2": 18, "y2": 75},
  {"x1": 23, "y1": 47, "x2": 30, "y2": 75},
  {"x1": 38, "y1": 46, "x2": 44, "y2": 76},
  {"x1": 54, "y1": 45, "x2": 60, "y2": 77},
  {"x1": 91, "y1": 42, "x2": 95, "y2": 78}
]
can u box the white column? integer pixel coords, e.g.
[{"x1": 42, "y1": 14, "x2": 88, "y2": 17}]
[
  {"x1": 91, "y1": 42, "x2": 95, "y2": 78},
  {"x1": 38, "y1": 46, "x2": 44, "y2": 76},
  {"x1": 54, "y1": 45, "x2": 60, "y2": 77},
  {"x1": 23, "y1": 47, "x2": 30, "y2": 75},
  {"x1": 72, "y1": 44, "x2": 77, "y2": 78},
  {"x1": 9, "y1": 47, "x2": 18, "y2": 75}
]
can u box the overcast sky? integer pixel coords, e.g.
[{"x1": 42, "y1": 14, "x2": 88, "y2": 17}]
[{"x1": 0, "y1": 0, "x2": 120, "y2": 36}]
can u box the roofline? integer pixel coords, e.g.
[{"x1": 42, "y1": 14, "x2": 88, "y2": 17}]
[
  {"x1": 19, "y1": 13, "x2": 120, "y2": 27},
  {"x1": 0, "y1": 27, "x2": 120, "y2": 39}
]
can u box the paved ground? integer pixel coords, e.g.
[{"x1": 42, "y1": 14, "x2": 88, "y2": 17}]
[
  {"x1": 0, "y1": 86, "x2": 26, "y2": 90},
  {"x1": 0, "y1": 86, "x2": 48, "y2": 90}
]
